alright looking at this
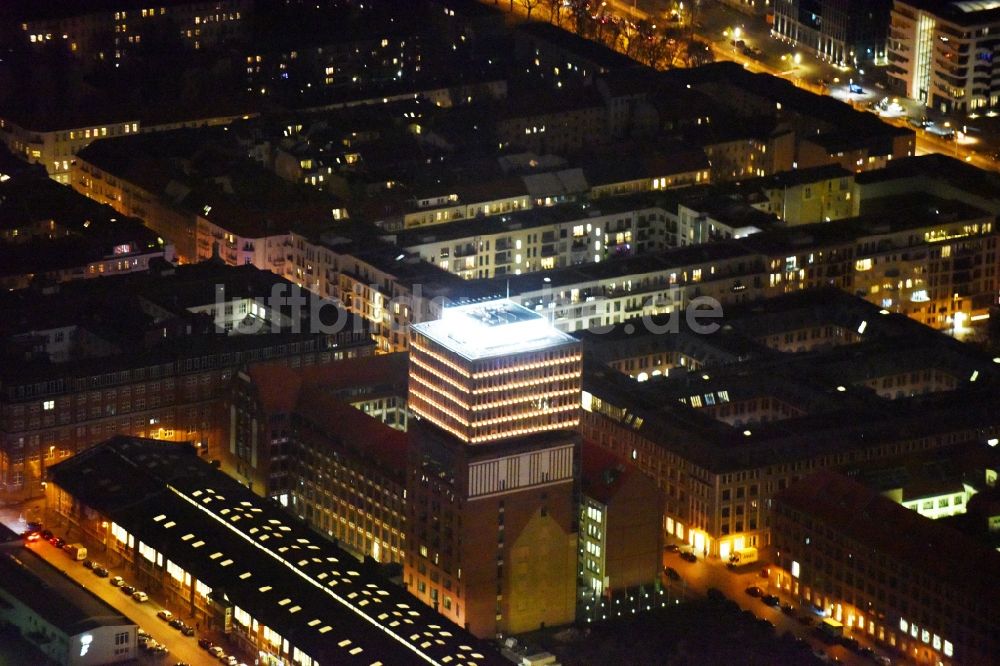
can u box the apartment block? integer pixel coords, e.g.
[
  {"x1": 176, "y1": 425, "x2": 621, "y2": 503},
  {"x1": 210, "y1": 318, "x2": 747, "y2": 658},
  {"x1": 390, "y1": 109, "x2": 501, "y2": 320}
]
[
  {"x1": 772, "y1": 470, "x2": 1000, "y2": 665},
  {"x1": 0, "y1": 171, "x2": 168, "y2": 290},
  {"x1": 579, "y1": 442, "x2": 662, "y2": 604},
  {"x1": 577, "y1": 289, "x2": 1000, "y2": 561},
  {"x1": 888, "y1": 0, "x2": 1000, "y2": 113},
  {"x1": 773, "y1": 0, "x2": 892, "y2": 66},
  {"x1": 0, "y1": 260, "x2": 372, "y2": 500}
]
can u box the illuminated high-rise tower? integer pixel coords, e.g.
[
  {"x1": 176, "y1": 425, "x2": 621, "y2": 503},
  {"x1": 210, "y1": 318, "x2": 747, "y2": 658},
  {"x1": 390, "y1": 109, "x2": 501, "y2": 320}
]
[
  {"x1": 406, "y1": 300, "x2": 581, "y2": 638},
  {"x1": 408, "y1": 300, "x2": 582, "y2": 443}
]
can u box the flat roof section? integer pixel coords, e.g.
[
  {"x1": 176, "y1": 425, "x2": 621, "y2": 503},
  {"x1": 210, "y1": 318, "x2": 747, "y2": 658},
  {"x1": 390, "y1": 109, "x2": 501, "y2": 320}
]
[
  {"x1": 411, "y1": 299, "x2": 578, "y2": 361},
  {"x1": 47, "y1": 437, "x2": 504, "y2": 666},
  {"x1": 0, "y1": 524, "x2": 134, "y2": 636}
]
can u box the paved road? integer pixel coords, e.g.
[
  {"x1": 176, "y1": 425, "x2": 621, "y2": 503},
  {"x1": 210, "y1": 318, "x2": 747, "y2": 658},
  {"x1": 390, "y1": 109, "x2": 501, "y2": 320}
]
[
  {"x1": 663, "y1": 543, "x2": 898, "y2": 665},
  {"x1": 0, "y1": 502, "x2": 241, "y2": 666},
  {"x1": 542, "y1": 0, "x2": 1000, "y2": 173}
]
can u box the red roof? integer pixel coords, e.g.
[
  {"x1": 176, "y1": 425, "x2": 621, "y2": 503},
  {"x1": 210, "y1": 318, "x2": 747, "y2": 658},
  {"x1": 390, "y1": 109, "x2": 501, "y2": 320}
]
[
  {"x1": 294, "y1": 390, "x2": 408, "y2": 476},
  {"x1": 296, "y1": 352, "x2": 408, "y2": 391},
  {"x1": 580, "y1": 441, "x2": 636, "y2": 505},
  {"x1": 244, "y1": 355, "x2": 409, "y2": 476},
  {"x1": 247, "y1": 363, "x2": 303, "y2": 413}
]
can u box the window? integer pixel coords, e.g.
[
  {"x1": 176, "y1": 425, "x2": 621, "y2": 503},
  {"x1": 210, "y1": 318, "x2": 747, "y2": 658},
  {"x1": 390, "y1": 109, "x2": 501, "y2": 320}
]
[{"x1": 43, "y1": 400, "x2": 55, "y2": 411}]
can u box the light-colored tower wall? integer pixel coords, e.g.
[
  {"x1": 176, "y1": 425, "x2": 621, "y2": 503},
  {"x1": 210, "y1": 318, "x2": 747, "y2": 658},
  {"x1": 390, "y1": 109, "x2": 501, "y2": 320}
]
[{"x1": 409, "y1": 301, "x2": 582, "y2": 443}]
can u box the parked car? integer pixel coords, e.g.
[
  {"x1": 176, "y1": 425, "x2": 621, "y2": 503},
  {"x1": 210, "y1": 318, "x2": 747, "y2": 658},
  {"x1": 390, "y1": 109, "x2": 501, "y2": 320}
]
[
  {"x1": 82, "y1": 559, "x2": 96, "y2": 569},
  {"x1": 50, "y1": 537, "x2": 66, "y2": 549},
  {"x1": 157, "y1": 609, "x2": 174, "y2": 622},
  {"x1": 133, "y1": 591, "x2": 149, "y2": 602},
  {"x1": 680, "y1": 551, "x2": 698, "y2": 562},
  {"x1": 745, "y1": 586, "x2": 763, "y2": 597},
  {"x1": 152, "y1": 644, "x2": 168, "y2": 655},
  {"x1": 223, "y1": 656, "x2": 238, "y2": 666},
  {"x1": 665, "y1": 544, "x2": 679, "y2": 553},
  {"x1": 40, "y1": 529, "x2": 53, "y2": 541},
  {"x1": 93, "y1": 566, "x2": 110, "y2": 577},
  {"x1": 121, "y1": 585, "x2": 136, "y2": 596},
  {"x1": 169, "y1": 618, "x2": 185, "y2": 630},
  {"x1": 208, "y1": 646, "x2": 225, "y2": 659},
  {"x1": 180, "y1": 624, "x2": 195, "y2": 637},
  {"x1": 198, "y1": 638, "x2": 215, "y2": 650},
  {"x1": 761, "y1": 594, "x2": 781, "y2": 607},
  {"x1": 840, "y1": 636, "x2": 860, "y2": 652},
  {"x1": 110, "y1": 576, "x2": 124, "y2": 587},
  {"x1": 781, "y1": 603, "x2": 796, "y2": 616},
  {"x1": 665, "y1": 567, "x2": 681, "y2": 581},
  {"x1": 137, "y1": 627, "x2": 150, "y2": 639}
]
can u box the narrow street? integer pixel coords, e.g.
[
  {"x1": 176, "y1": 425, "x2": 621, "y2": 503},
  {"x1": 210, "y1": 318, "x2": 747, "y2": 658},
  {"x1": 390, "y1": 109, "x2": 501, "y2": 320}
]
[
  {"x1": 663, "y1": 542, "x2": 893, "y2": 665},
  {"x1": 496, "y1": 0, "x2": 1000, "y2": 172},
  {"x1": 0, "y1": 500, "x2": 244, "y2": 666}
]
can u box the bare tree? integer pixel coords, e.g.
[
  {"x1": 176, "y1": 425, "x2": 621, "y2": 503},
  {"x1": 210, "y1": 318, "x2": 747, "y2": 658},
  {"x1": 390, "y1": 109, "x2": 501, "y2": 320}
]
[
  {"x1": 567, "y1": 0, "x2": 591, "y2": 36},
  {"x1": 520, "y1": 0, "x2": 541, "y2": 20},
  {"x1": 543, "y1": 0, "x2": 562, "y2": 25}
]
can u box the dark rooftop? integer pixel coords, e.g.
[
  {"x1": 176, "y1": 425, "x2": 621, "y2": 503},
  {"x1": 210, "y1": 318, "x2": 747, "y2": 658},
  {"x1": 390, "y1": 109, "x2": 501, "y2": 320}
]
[
  {"x1": 48, "y1": 436, "x2": 504, "y2": 666},
  {"x1": 514, "y1": 22, "x2": 644, "y2": 71}
]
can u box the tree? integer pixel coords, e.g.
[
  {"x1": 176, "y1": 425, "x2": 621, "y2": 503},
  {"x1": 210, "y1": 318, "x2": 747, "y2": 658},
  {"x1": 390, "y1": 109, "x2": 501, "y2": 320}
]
[
  {"x1": 520, "y1": 0, "x2": 541, "y2": 19},
  {"x1": 543, "y1": 0, "x2": 562, "y2": 25},
  {"x1": 566, "y1": 0, "x2": 591, "y2": 35}
]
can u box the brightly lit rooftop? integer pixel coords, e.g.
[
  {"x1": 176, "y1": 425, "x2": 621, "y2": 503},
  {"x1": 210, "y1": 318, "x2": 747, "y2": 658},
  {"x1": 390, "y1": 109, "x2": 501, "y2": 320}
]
[{"x1": 412, "y1": 299, "x2": 578, "y2": 361}]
